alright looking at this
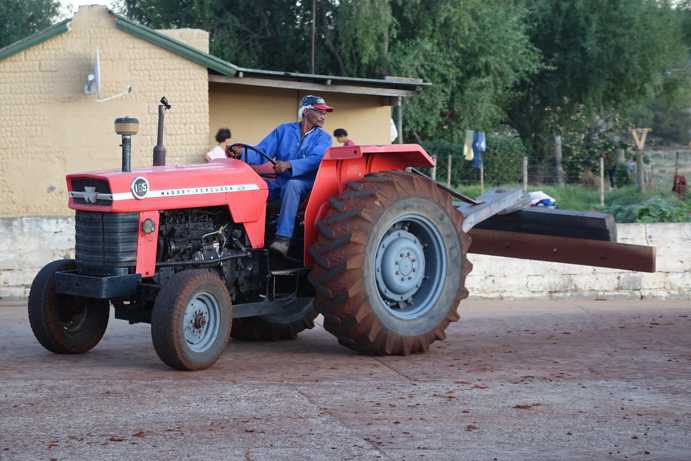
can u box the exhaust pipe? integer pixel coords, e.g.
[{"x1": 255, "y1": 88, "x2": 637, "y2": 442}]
[
  {"x1": 114, "y1": 117, "x2": 139, "y2": 173},
  {"x1": 153, "y1": 96, "x2": 171, "y2": 167}
]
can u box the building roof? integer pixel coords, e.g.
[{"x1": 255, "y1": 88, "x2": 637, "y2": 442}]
[
  {"x1": 0, "y1": 19, "x2": 71, "y2": 62},
  {"x1": 111, "y1": 12, "x2": 428, "y2": 97},
  {"x1": 0, "y1": 9, "x2": 429, "y2": 98},
  {"x1": 112, "y1": 13, "x2": 238, "y2": 76}
]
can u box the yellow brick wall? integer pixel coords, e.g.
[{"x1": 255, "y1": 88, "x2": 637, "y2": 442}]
[
  {"x1": 0, "y1": 6, "x2": 210, "y2": 217},
  {"x1": 208, "y1": 84, "x2": 392, "y2": 159}
]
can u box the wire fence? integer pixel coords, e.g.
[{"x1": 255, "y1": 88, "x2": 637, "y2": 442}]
[{"x1": 425, "y1": 149, "x2": 691, "y2": 207}]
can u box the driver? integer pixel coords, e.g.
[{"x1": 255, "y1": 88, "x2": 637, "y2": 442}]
[{"x1": 232, "y1": 95, "x2": 333, "y2": 256}]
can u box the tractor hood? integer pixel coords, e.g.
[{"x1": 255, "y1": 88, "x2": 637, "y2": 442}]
[{"x1": 67, "y1": 159, "x2": 268, "y2": 218}]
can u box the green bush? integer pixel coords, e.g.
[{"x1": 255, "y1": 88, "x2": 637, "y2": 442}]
[
  {"x1": 613, "y1": 164, "x2": 632, "y2": 188},
  {"x1": 607, "y1": 196, "x2": 690, "y2": 223},
  {"x1": 421, "y1": 134, "x2": 527, "y2": 186}
]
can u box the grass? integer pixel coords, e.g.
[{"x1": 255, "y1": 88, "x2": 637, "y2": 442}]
[{"x1": 455, "y1": 183, "x2": 690, "y2": 223}]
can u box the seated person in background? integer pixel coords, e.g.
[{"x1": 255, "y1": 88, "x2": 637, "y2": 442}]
[
  {"x1": 205, "y1": 128, "x2": 232, "y2": 161},
  {"x1": 333, "y1": 128, "x2": 354, "y2": 146},
  {"x1": 232, "y1": 95, "x2": 334, "y2": 256}
]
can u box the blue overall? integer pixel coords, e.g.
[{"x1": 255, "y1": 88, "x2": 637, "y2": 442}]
[{"x1": 243, "y1": 122, "x2": 332, "y2": 239}]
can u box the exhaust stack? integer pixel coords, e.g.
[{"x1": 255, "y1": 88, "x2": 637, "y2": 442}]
[
  {"x1": 114, "y1": 117, "x2": 139, "y2": 173},
  {"x1": 153, "y1": 96, "x2": 171, "y2": 167}
]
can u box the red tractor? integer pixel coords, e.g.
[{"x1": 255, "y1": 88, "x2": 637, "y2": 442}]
[{"x1": 28, "y1": 99, "x2": 655, "y2": 370}]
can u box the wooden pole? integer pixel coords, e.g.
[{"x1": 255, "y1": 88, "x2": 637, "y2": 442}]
[
  {"x1": 637, "y1": 151, "x2": 644, "y2": 191},
  {"x1": 523, "y1": 156, "x2": 528, "y2": 192},
  {"x1": 396, "y1": 97, "x2": 403, "y2": 144},
  {"x1": 447, "y1": 154, "x2": 452, "y2": 187},
  {"x1": 600, "y1": 156, "x2": 605, "y2": 208},
  {"x1": 631, "y1": 128, "x2": 650, "y2": 192},
  {"x1": 431, "y1": 155, "x2": 437, "y2": 181},
  {"x1": 480, "y1": 159, "x2": 485, "y2": 194},
  {"x1": 554, "y1": 134, "x2": 564, "y2": 186}
]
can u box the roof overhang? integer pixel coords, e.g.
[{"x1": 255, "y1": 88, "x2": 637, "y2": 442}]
[{"x1": 209, "y1": 71, "x2": 428, "y2": 98}]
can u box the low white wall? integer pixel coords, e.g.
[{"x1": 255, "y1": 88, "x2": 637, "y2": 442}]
[
  {"x1": 1, "y1": 219, "x2": 689, "y2": 300},
  {"x1": 466, "y1": 223, "x2": 691, "y2": 299}
]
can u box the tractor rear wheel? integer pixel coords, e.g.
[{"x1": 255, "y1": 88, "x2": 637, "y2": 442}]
[
  {"x1": 28, "y1": 259, "x2": 110, "y2": 354},
  {"x1": 308, "y1": 171, "x2": 472, "y2": 355},
  {"x1": 230, "y1": 298, "x2": 317, "y2": 341},
  {"x1": 151, "y1": 270, "x2": 232, "y2": 370}
]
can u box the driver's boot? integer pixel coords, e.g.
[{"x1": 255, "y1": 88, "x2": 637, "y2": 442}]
[{"x1": 269, "y1": 236, "x2": 290, "y2": 257}]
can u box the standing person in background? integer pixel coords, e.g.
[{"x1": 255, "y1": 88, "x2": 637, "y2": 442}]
[
  {"x1": 205, "y1": 128, "x2": 232, "y2": 161},
  {"x1": 333, "y1": 128, "x2": 354, "y2": 146}
]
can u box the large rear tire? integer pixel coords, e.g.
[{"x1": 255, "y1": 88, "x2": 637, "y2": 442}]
[
  {"x1": 28, "y1": 259, "x2": 110, "y2": 354},
  {"x1": 230, "y1": 298, "x2": 317, "y2": 341},
  {"x1": 308, "y1": 171, "x2": 472, "y2": 355},
  {"x1": 151, "y1": 270, "x2": 232, "y2": 370}
]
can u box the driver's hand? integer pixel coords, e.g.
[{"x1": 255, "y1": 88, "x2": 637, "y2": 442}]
[
  {"x1": 274, "y1": 160, "x2": 292, "y2": 174},
  {"x1": 228, "y1": 145, "x2": 243, "y2": 159}
]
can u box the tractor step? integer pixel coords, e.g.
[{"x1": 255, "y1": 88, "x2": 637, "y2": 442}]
[
  {"x1": 271, "y1": 268, "x2": 308, "y2": 277},
  {"x1": 232, "y1": 296, "x2": 312, "y2": 319}
]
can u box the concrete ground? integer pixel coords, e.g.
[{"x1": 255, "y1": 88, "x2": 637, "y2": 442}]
[{"x1": 0, "y1": 298, "x2": 690, "y2": 461}]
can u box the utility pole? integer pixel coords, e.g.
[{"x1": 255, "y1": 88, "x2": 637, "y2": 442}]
[{"x1": 311, "y1": 0, "x2": 316, "y2": 74}]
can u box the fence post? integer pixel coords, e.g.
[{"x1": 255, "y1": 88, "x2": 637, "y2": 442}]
[
  {"x1": 554, "y1": 134, "x2": 565, "y2": 186},
  {"x1": 480, "y1": 159, "x2": 484, "y2": 194},
  {"x1": 523, "y1": 156, "x2": 528, "y2": 192},
  {"x1": 447, "y1": 154, "x2": 452, "y2": 187},
  {"x1": 431, "y1": 155, "x2": 437, "y2": 181},
  {"x1": 600, "y1": 156, "x2": 605, "y2": 208}
]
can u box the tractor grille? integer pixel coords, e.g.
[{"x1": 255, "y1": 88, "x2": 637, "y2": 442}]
[
  {"x1": 70, "y1": 178, "x2": 112, "y2": 206},
  {"x1": 75, "y1": 211, "x2": 139, "y2": 275}
]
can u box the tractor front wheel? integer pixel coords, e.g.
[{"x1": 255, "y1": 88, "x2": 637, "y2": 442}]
[
  {"x1": 308, "y1": 171, "x2": 472, "y2": 355},
  {"x1": 151, "y1": 270, "x2": 232, "y2": 370},
  {"x1": 28, "y1": 259, "x2": 110, "y2": 354}
]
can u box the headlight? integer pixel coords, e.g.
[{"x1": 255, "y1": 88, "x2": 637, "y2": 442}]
[{"x1": 142, "y1": 218, "x2": 156, "y2": 234}]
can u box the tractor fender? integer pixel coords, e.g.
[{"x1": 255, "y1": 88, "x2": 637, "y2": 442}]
[{"x1": 304, "y1": 144, "x2": 435, "y2": 265}]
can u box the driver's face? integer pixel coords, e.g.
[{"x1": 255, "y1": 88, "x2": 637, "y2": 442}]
[{"x1": 306, "y1": 108, "x2": 327, "y2": 128}]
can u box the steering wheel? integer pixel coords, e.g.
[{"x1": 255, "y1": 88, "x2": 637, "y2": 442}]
[{"x1": 229, "y1": 143, "x2": 276, "y2": 166}]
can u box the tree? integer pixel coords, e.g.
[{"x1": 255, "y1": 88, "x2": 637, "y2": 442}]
[
  {"x1": 118, "y1": 0, "x2": 314, "y2": 71},
  {"x1": 0, "y1": 0, "x2": 61, "y2": 49},
  {"x1": 510, "y1": 0, "x2": 687, "y2": 169},
  {"x1": 634, "y1": 1, "x2": 691, "y2": 145},
  {"x1": 318, "y1": 0, "x2": 395, "y2": 77},
  {"x1": 389, "y1": 0, "x2": 540, "y2": 141},
  {"x1": 118, "y1": 0, "x2": 540, "y2": 144}
]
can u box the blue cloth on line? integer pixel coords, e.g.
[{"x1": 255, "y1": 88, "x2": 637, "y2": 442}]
[{"x1": 471, "y1": 131, "x2": 486, "y2": 169}]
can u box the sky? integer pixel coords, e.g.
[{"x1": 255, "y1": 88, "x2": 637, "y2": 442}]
[{"x1": 60, "y1": 0, "x2": 114, "y2": 17}]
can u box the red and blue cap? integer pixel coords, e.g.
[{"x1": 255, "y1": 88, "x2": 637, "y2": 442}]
[{"x1": 301, "y1": 95, "x2": 333, "y2": 113}]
